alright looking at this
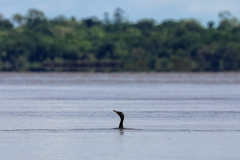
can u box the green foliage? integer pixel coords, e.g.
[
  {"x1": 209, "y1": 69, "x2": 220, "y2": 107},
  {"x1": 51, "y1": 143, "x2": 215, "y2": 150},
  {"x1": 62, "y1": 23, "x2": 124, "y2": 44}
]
[
  {"x1": 0, "y1": 19, "x2": 13, "y2": 30},
  {"x1": 0, "y1": 8, "x2": 240, "y2": 72}
]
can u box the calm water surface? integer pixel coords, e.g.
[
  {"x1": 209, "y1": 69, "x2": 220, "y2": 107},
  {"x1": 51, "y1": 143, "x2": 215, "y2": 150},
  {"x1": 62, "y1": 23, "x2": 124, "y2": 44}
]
[{"x1": 0, "y1": 73, "x2": 240, "y2": 160}]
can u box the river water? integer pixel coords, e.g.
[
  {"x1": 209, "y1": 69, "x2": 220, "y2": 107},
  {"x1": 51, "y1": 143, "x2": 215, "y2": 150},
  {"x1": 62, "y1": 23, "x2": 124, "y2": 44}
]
[{"x1": 0, "y1": 73, "x2": 240, "y2": 159}]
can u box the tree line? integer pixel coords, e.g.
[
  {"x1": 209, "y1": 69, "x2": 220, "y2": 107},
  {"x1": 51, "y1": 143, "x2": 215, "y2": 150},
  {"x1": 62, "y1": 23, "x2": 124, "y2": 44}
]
[{"x1": 0, "y1": 8, "x2": 240, "y2": 72}]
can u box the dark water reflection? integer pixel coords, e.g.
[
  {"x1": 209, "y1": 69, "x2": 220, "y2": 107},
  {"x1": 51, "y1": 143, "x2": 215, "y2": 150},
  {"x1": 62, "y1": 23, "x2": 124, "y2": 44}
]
[{"x1": 0, "y1": 73, "x2": 240, "y2": 159}]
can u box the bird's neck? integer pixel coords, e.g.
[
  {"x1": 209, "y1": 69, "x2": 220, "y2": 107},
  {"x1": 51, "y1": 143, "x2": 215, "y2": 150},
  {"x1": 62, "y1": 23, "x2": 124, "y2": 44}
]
[{"x1": 119, "y1": 117, "x2": 124, "y2": 129}]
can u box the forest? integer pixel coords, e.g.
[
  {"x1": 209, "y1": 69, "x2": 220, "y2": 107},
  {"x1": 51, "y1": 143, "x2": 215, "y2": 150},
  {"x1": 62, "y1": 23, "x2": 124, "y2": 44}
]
[{"x1": 0, "y1": 8, "x2": 240, "y2": 72}]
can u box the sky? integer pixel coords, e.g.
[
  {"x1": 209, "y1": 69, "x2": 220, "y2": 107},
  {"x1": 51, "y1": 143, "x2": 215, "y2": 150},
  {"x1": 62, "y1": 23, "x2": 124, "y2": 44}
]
[{"x1": 1, "y1": 0, "x2": 240, "y2": 26}]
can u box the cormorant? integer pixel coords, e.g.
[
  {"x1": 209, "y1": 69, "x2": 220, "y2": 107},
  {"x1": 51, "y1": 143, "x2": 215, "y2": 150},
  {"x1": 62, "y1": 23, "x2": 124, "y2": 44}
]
[{"x1": 113, "y1": 110, "x2": 124, "y2": 129}]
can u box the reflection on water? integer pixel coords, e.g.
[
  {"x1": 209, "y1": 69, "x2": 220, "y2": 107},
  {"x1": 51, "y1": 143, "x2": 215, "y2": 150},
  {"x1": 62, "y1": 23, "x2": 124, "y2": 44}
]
[
  {"x1": 119, "y1": 129, "x2": 124, "y2": 135},
  {"x1": 0, "y1": 73, "x2": 240, "y2": 159}
]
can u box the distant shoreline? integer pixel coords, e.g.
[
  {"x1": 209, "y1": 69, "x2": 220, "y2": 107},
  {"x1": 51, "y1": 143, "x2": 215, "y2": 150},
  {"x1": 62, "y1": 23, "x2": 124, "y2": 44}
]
[{"x1": 1, "y1": 9, "x2": 240, "y2": 72}]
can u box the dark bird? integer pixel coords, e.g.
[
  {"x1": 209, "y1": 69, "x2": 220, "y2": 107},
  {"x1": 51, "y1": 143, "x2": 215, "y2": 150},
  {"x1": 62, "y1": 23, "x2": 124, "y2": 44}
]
[{"x1": 113, "y1": 110, "x2": 124, "y2": 129}]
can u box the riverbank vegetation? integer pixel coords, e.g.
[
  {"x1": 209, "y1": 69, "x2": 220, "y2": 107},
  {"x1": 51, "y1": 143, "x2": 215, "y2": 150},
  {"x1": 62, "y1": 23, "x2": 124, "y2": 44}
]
[{"x1": 0, "y1": 8, "x2": 240, "y2": 72}]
